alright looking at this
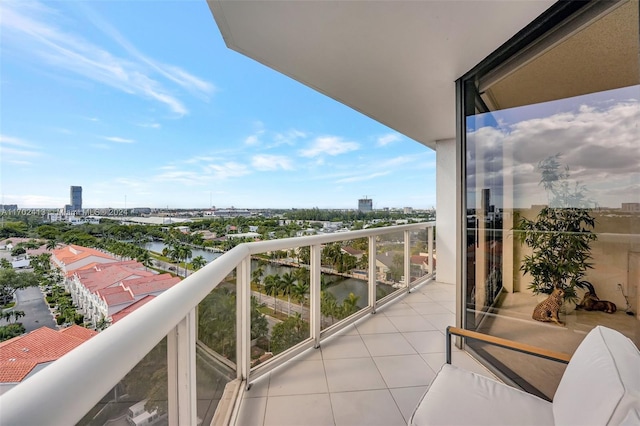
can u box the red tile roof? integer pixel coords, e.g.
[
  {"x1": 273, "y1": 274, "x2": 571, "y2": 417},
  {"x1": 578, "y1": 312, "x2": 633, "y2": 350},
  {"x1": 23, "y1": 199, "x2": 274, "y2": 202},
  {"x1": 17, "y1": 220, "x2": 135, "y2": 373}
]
[
  {"x1": 0, "y1": 325, "x2": 97, "y2": 383},
  {"x1": 52, "y1": 244, "x2": 116, "y2": 267},
  {"x1": 110, "y1": 295, "x2": 156, "y2": 324},
  {"x1": 74, "y1": 262, "x2": 152, "y2": 293}
]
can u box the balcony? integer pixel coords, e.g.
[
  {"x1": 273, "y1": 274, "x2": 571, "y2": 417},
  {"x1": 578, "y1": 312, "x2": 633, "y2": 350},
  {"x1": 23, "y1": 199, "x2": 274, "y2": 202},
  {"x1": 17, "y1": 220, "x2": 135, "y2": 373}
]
[
  {"x1": 234, "y1": 280, "x2": 492, "y2": 426},
  {"x1": 2, "y1": 222, "x2": 489, "y2": 426}
]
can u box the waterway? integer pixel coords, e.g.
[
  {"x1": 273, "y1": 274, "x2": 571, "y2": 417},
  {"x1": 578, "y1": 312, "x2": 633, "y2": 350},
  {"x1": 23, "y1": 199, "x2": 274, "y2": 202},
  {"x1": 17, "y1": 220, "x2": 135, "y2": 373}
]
[{"x1": 143, "y1": 241, "x2": 395, "y2": 306}]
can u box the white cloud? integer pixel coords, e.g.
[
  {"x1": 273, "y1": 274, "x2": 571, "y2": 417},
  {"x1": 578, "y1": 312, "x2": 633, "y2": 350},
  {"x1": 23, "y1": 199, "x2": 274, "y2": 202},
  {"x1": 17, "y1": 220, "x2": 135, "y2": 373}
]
[
  {"x1": 377, "y1": 133, "x2": 401, "y2": 146},
  {"x1": 272, "y1": 129, "x2": 306, "y2": 146},
  {"x1": 251, "y1": 155, "x2": 293, "y2": 171},
  {"x1": 299, "y1": 136, "x2": 360, "y2": 158},
  {"x1": 153, "y1": 170, "x2": 206, "y2": 186},
  {"x1": 245, "y1": 135, "x2": 260, "y2": 145},
  {"x1": 468, "y1": 98, "x2": 640, "y2": 207},
  {"x1": 0, "y1": 135, "x2": 42, "y2": 159},
  {"x1": 205, "y1": 162, "x2": 250, "y2": 179},
  {"x1": 103, "y1": 136, "x2": 135, "y2": 144},
  {"x1": 335, "y1": 171, "x2": 390, "y2": 183},
  {"x1": 0, "y1": 1, "x2": 214, "y2": 116}
]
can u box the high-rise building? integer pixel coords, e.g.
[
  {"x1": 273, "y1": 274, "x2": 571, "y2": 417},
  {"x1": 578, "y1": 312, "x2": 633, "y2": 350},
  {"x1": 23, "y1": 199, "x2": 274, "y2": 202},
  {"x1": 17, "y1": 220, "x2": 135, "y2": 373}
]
[
  {"x1": 358, "y1": 198, "x2": 372, "y2": 213},
  {"x1": 70, "y1": 186, "x2": 82, "y2": 212}
]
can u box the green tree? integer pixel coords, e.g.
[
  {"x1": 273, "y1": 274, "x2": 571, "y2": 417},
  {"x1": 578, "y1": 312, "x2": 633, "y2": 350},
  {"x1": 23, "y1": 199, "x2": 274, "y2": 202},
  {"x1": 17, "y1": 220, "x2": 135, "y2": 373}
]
[
  {"x1": 0, "y1": 323, "x2": 26, "y2": 342},
  {"x1": 321, "y1": 291, "x2": 339, "y2": 325},
  {"x1": 280, "y1": 272, "x2": 296, "y2": 315},
  {"x1": 291, "y1": 281, "x2": 309, "y2": 321},
  {"x1": 339, "y1": 293, "x2": 360, "y2": 319},
  {"x1": 190, "y1": 255, "x2": 207, "y2": 271},
  {"x1": 270, "y1": 313, "x2": 309, "y2": 354},
  {"x1": 251, "y1": 266, "x2": 265, "y2": 302},
  {"x1": 136, "y1": 250, "x2": 153, "y2": 269},
  {"x1": 0, "y1": 259, "x2": 12, "y2": 269},
  {"x1": 0, "y1": 269, "x2": 38, "y2": 304},
  {"x1": 264, "y1": 275, "x2": 281, "y2": 315},
  {"x1": 45, "y1": 239, "x2": 60, "y2": 251}
]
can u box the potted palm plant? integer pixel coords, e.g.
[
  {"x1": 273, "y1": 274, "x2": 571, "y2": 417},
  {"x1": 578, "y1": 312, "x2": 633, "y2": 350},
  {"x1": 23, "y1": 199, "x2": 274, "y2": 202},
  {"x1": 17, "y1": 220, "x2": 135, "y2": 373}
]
[{"x1": 516, "y1": 154, "x2": 597, "y2": 304}]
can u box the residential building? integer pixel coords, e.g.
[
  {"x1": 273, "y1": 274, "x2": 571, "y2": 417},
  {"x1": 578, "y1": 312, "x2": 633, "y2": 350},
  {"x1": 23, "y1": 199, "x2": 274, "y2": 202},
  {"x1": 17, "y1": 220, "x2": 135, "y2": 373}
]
[
  {"x1": 68, "y1": 259, "x2": 180, "y2": 325},
  {"x1": 1, "y1": 2, "x2": 638, "y2": 425},
  {"x1": 0, "y1": 325, "x2": 97, "y2": 395},
  {"x1": 51, "y1": 244, "x2": 118, "y2": 275}
]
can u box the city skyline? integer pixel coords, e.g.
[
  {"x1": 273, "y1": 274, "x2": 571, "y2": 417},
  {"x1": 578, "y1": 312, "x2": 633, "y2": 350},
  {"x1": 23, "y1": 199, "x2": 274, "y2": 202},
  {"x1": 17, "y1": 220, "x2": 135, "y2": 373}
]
[{"x1": 0, "y1": 1, "x2": 436, "y2": 210}]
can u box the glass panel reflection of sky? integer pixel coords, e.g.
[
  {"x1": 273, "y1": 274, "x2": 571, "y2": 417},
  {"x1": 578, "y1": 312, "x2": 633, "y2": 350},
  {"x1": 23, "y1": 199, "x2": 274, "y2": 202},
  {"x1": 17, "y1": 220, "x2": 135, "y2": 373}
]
[{"x1": 467, "y1": 85, "x2": 639, "y2": 210}]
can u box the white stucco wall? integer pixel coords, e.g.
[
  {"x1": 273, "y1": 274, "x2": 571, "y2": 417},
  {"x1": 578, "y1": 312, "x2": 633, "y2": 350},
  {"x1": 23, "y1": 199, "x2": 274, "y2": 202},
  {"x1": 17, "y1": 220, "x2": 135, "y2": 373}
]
[{"x1": 436, "y1": 138, "x2": 457, "y2": 285}]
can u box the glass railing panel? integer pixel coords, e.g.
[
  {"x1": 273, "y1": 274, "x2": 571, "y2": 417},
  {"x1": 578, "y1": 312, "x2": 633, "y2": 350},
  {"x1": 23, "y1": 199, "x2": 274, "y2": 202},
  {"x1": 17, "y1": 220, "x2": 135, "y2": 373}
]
[
  {"x1": 376, "y1": 230, "x2": 406, "y2": 301},
  {"x1": 409, "y1": 229, "x2": 430, "y2": 289},
  {"x1": 197, "y1": 269, "x2": 238, "y2": 366},
  {"x1": 196, "y1": 343, "x2": 235, "y2": 425},
  {"x1": 320, "y1": 237, "x2": 368, "y2": 330},
  {"x1": 251, "y1": 248, "x2": 310, "y2": 358},
  {"x1": 77, "y1": 337, "x2": 168, "y2": 426}
]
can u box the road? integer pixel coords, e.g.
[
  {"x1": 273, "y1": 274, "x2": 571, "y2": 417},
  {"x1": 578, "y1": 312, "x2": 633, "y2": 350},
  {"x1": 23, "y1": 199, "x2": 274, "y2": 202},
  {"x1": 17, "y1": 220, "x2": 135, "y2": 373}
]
[{"x1": 4, "y1": 286, "x2": 57, "y2": 332}]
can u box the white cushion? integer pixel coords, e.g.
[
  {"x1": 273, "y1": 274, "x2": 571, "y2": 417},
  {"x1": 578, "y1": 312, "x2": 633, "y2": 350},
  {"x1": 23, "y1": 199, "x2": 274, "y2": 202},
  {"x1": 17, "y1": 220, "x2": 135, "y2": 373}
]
[
  {"x1": 409, "y1": 364, "x2": 553, "y2": 426},
  {"x1": 620, "y1": 408, "x2": 640, "y2": 426},
  {"x1": 553, "y1": 326, "x2": 640, "y2": 426}
]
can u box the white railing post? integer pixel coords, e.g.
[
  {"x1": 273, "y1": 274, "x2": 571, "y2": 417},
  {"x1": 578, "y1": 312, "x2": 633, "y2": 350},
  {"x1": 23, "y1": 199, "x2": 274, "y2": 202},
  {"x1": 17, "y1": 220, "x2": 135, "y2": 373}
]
[
  {"x1": 404, "y1": 230, "x2": 411, "y2": 292},
  {"x1": 167, "y1": 309, "x2": 197, "y2": 426},
  {"x1": 310, "y1": 244, "x2": 322, "y2": 348},
  {"x1": 368, "y1": 236, "x2": 377, "y2": 313},
  {"x1": 428, "y1": 226, "x2": 434, "y2": 276},
  {"x1": 237, "y1": 257, "x2": 251, "y2": 384}
]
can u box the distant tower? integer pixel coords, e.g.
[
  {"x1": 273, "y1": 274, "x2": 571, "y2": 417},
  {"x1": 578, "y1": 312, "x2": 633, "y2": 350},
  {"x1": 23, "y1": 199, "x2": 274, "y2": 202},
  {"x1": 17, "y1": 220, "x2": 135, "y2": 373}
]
[
  {"x1": 70, "y1": 186, "x2": 82, "y2": 212},
  {"x1": 358, "y1": 198, "x2": 373, "y2": 213}
]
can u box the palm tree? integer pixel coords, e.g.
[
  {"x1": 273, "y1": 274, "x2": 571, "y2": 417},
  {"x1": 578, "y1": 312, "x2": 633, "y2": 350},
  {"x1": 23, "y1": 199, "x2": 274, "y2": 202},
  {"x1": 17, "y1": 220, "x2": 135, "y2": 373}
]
[
  {"x1": 190, "y1": 256, "x2": 207, "y2": 272},
  {"x1": 340, "y1": 292, "x2": 360, "y2": 319},
  {"x1": 136, "y1": 250, "x2": 153, "y2": 270},
  {"x1": 251, "y1": 266, "x2": 265, "y2": 302},
  {"x1": 45, "y1": 239, "x2": 60, "y2": 251},
  {"x1": 179, "y1": 245, "x2": 193, "y2": 276},
  {"x1": 263, "y1": 275, "x2": 281, "y2": 315},
  {"x1": 291, "y1": 281, "x2": 309, "y2": 320},
  {"x1": 280, "y1": 272, "x2": 296, "y2": 315}
]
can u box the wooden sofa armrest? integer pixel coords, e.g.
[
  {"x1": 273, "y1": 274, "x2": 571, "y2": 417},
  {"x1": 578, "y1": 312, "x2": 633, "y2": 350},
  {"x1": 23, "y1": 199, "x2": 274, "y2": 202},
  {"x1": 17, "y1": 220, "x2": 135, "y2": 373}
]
[{"x1": 446, "y1": 326, "x2": 572, "y2": 365}]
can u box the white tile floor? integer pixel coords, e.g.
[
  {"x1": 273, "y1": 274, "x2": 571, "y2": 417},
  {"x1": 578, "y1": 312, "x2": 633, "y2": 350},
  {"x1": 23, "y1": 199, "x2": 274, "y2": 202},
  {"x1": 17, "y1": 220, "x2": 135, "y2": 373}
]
[{"x1": 236, "y1": 281, "x2": 495, "y2": 426}]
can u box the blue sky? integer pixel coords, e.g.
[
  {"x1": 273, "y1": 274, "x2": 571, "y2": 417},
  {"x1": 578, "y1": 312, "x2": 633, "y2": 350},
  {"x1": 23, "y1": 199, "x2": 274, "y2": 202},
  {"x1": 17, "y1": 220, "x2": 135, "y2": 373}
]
[{"x1": 0, "y1": 0, "x2": 436, "y2": 210}]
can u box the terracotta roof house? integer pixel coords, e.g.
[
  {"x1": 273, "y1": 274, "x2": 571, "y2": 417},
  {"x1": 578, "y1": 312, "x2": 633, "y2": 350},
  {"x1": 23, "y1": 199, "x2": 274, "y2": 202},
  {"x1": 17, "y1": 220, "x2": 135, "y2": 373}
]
[
  {"x1": 0, "y1": 325, "x2": 97, "y2": 395},
  {"x1": 67, "y1": 260, "x2": 179, "y2": 326},
  {"x1": 51, "y1": 244, "x2": 117, "y2": 274}
]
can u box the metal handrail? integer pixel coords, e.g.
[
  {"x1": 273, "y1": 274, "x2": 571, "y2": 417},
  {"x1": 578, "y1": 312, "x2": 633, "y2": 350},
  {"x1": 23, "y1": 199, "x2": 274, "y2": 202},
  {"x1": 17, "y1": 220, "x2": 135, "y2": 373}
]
[{"x1": 445, "y1": 326, "x2": 572, "y2": 365}]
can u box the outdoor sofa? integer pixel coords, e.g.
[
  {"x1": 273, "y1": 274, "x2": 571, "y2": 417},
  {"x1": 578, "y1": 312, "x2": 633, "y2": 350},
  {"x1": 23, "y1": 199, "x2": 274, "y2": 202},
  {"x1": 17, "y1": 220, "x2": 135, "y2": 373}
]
[{"x1": 409, "y1": 325, "x2": 640, "y2": 425}]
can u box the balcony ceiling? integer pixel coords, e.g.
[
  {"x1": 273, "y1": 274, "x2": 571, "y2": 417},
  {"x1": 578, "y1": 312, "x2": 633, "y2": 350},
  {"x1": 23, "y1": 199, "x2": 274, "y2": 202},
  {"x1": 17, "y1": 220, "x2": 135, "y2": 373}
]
[{"x1": 207, "y1": 0, "x2": 555, "y2": 150}]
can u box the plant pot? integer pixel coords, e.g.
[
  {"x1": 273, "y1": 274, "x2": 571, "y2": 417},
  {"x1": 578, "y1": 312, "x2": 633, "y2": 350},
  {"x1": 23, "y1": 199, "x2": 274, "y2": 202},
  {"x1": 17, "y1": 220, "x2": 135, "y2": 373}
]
[{"x1": 560, "y1": 299, "x2": 576, "y2": 315}]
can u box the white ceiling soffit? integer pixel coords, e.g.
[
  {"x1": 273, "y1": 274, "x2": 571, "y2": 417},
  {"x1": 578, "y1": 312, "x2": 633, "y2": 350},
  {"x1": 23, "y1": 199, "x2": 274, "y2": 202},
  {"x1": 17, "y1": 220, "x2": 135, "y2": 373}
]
[{"x1": 207, "y1": 0, "x2": 556, "y2": 150}]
